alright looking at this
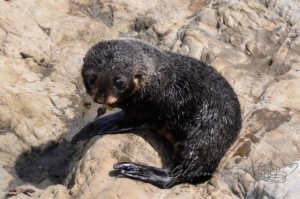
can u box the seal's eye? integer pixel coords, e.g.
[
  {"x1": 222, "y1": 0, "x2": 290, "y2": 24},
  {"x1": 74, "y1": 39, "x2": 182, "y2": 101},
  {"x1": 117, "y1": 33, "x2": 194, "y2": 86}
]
[
  {"x1": 86, "y1": 74, "x2": 97, "y2": 90},
  {"x1": 113, "y1": 78, "x2": 126, "y2": 92}
]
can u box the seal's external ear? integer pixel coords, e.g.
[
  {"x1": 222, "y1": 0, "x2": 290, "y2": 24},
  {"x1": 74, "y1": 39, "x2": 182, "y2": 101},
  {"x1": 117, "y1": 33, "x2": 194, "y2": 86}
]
[{"x1": 133, "y1": 73, "x2": 145, "y2": 89}]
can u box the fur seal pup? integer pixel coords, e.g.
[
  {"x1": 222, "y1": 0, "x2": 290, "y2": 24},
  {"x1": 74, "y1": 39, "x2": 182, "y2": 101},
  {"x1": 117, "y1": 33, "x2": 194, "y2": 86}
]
[{"x1": 73, "y1": 39, "x2": 241, "y2": 188}]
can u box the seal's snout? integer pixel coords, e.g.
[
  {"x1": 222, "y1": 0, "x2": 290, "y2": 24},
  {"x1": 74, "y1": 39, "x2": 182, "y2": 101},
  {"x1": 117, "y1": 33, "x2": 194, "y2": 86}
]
[
  {"x1": 93, "y1": 95, "x2": 105, "y2": 104},
  {"x1": 93, "y1": 95, "x2": 117, "y2": 110}
]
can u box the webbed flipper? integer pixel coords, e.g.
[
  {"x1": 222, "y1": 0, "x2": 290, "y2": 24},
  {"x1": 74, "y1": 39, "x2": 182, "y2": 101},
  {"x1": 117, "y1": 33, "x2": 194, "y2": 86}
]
[
  {"x1": 113, "y1": 162, "x2": 177, "y2": 188},
  {"x1": 71, "y1": 111, "x2": 133, "y2": 144}
]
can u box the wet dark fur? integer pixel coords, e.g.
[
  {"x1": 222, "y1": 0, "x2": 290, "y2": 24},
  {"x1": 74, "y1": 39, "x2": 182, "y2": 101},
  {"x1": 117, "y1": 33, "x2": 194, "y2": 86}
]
[{"x1": 77, "y1": 39, "x2": 241, "y2": 188}]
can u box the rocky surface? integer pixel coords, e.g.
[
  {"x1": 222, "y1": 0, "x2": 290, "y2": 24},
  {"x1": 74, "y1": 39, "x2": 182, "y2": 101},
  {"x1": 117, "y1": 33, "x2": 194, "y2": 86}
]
[{"x1": 0, "y1": 0, "x2": 300, "y2": 198}]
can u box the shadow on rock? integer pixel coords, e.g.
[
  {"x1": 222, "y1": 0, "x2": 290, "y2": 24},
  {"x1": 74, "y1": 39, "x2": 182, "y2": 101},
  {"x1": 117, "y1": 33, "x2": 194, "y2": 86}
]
[
  {"x1": 14, "y1": 139, "x2": 78, "y2": 188},
  {"x1": 13, "y1": 117, "x2": 173, "y2": 189}
]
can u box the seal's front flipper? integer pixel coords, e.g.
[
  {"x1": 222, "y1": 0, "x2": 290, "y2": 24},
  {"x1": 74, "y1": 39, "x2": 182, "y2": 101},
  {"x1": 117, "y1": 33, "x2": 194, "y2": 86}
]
[
  {"x1": 113, "y1": 162, "x2": 175, "y2": 188},
  {"x1": 71, "y1": 111, "x2": 133, "y2": 144}
]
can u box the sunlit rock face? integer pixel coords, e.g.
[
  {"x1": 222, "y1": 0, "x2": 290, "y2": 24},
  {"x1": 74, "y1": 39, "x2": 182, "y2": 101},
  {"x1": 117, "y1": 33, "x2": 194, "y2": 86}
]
[{"x1": 1, "y1": 0, "x2": 300, "y2": 198}]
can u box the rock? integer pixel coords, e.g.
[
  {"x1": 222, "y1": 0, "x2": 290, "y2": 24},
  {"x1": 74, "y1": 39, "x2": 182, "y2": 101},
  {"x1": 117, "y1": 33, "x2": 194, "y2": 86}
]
[
  {"x1": 252, "y1": 160, "x2": 300, "y2": 198},
  {"x1": 196, "y1": 8, "x2": 218, "y2": 27},
  {"x1": 213, "y1": 107, "x2": 300, "y2": 198},
  {"x1": 69, "y1": 134, "x2": 166, "y2": 199},
  {"x1": 3, "y1": 184, "x2": 70, "y2": 199},
  {"x1": 1, "y1": 0, "x2": 300, "y2": 198},
  {"x1": 262, "y1": 79, "x2": 300, "y2": 111}
]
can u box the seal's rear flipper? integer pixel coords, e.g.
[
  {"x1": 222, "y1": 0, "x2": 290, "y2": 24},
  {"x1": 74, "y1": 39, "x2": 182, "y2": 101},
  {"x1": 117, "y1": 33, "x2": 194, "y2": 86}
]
[
  {"x1": 71, "y1": 111, "x2": 133, "y2": 144},
  {"x1": 113, "y1": 162, "x2": 177, "y2": 189}
]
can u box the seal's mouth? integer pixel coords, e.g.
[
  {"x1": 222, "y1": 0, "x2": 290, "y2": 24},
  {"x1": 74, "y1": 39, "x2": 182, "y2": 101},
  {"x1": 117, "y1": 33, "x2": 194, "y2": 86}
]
[
  {"x1": 92, "y1": 95, "x2": 118, "y2": 110},
  {"x1": 106, "y1": 96, "x2": 118, "y2": 106},
  {"x1": 92, "y1": 95, "x2": 104, "y2": 104}
]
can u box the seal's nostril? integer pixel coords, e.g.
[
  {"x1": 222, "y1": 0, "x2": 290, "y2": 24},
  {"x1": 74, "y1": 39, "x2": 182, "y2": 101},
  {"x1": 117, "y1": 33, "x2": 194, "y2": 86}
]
[{"x1": 93, "y1": 96, "x2": 105, "y2": 104}]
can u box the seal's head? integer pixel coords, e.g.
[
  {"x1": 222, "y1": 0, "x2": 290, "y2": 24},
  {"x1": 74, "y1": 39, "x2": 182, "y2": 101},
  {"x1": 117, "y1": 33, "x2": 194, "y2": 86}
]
[{"x1": 81, "y1": 40, "x2": 151, "y2": 108}]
